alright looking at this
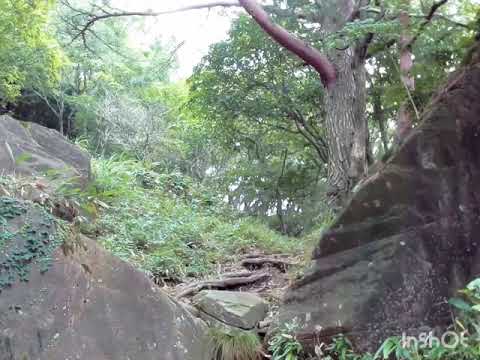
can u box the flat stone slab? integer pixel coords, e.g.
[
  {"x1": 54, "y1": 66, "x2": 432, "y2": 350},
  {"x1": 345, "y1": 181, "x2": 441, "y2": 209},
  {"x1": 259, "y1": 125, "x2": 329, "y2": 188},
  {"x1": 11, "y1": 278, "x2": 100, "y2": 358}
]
[{"x1": 193, "y1": 290, "x2": 268, "y2": 330}]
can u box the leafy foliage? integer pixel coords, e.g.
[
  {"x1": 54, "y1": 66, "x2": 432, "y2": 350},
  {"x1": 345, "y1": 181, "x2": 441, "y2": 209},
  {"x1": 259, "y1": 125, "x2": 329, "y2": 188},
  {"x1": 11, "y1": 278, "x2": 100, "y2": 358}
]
[
  {"x1": 188, "y1": 15, "x2": 331, "y2": 233},
  {"x1": 269, "y1": 319, "x2": 304, "y2": 360},
  {"x1": 0, "y1": 0, "x2": 63, "y2": 102}
]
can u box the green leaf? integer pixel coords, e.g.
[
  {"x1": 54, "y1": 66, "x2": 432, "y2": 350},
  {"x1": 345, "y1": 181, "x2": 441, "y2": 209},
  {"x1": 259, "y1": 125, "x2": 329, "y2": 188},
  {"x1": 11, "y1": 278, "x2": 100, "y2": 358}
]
[
  {"x1": 467, "y1": 278, "x2": 480, "y2": 292},
  {"x1": 449, "y1": 297, "x2": 473, "y2": 312}
]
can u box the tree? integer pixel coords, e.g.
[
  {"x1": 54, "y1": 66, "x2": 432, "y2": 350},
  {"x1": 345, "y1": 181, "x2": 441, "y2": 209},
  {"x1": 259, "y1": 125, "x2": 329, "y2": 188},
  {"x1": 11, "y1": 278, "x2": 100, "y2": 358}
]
[
  {"x1": 31, "y1": 69, "x2": 74, "y2": 135},
  {"x1": 187, "y1": 15, "x2": 330, "y2": 230},
  {"x1": 0, "y1": 0, "x2": 63, "y2": 104},
  {"x1": 94, "y1": 92, "x2": 169, "y2": 160},
  {"x1": 60, "y1": 0, "x2": 478, "y2": 200},
  {"x1": 189, "y1": 15, "x2": 328, "y2": 166},
  {"x1": 22, "y1": 2, "x2": 179, "y2": 141}
]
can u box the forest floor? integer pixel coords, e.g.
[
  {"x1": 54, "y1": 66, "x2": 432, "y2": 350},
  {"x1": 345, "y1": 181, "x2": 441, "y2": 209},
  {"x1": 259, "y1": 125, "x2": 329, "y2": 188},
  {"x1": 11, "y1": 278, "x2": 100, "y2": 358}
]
[{"x1": 161, "y1": 250, "x2": 305, "y2": 315}]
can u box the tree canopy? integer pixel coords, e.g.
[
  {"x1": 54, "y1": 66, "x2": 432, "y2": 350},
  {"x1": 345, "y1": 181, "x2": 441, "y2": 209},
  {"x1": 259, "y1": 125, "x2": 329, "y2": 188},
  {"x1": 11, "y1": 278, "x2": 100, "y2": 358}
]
[{"x1": 0, "y1": 0, "x2": 63, "y2": 102}]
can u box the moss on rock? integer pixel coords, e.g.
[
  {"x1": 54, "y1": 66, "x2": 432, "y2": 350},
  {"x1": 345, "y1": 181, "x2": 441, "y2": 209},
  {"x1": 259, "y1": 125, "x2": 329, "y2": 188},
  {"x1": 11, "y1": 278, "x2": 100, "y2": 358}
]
[{"x1": 0, "y1": 196, "x2": 63, "y2": 292}]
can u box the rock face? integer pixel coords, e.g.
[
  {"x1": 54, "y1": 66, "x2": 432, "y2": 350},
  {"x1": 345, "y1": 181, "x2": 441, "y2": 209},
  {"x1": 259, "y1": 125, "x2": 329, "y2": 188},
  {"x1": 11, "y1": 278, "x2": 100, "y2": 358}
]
[
  {"x1": 0, "y1": 115, "x2": 90, "y2": 184},
  {"x1": 193, "y1": 290, "x2": 268, "y2": 330},
  {"x1": 0, "y1": 198, "x2": 210, "y2": 360},
  {"x1": 279, "y1": 48, "x2": 480, "y2": 351}
]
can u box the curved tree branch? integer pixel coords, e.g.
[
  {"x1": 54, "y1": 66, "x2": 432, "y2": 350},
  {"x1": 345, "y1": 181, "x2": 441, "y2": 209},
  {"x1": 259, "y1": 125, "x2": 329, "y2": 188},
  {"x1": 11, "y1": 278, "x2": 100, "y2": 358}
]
[
  {"x1": 408, "y1": 0, "x2": 448, "y2": 47},
  {"x1": 64, "y1": 0, "x2": 337, "y2": 88},
  {"x1": 68, "y1": 0, "x2": 241, "y2": 42},
  {"x1": 239, "y1": 0, "x2": 336, "y2": 88}
]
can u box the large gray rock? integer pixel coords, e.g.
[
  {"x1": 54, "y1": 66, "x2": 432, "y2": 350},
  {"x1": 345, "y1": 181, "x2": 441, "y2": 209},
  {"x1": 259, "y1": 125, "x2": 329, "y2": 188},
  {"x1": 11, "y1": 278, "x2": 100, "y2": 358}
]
[
  {"x1": 193, "y1": 290, "x2": 268, "y2": 330},
  {"x1": 0, "y1": 198, "x2": 210, "y2": 360},
  {"x1": 0, "y1": 115, "x2": 90, "y2": 184},
  {"x1": 278, "y1": 46, "x2": 480, "y2": 352}
]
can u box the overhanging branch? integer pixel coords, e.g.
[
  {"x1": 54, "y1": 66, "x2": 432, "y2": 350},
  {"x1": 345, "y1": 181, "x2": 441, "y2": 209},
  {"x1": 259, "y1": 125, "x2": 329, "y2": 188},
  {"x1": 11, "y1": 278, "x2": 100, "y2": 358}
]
[
  {"x1": 64, "y1": 0, "x2": 337, "y2": 88},
  {"x1": 68, "y1": 0, "x2": 241, "y2": 42},
  {"x1": 408, "y1": 0, "x2": 448, "y2": 47},
  {"x1": 239, "y1": 0, "x2": 336, "y2": 88}
]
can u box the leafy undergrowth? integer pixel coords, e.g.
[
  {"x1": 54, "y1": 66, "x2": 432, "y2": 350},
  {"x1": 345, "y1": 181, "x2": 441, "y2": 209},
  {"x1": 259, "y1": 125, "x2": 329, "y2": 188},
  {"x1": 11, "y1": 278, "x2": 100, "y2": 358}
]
[{"x1": 76, "y1": 156, "x2": 304, "y2": 283}]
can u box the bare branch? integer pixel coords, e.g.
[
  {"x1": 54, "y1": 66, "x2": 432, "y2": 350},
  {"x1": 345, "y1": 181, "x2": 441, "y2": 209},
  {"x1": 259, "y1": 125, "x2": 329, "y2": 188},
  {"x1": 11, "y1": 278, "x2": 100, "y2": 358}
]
[
  {"x1": 65, "y1": 0, "x2": 338, "y2": 88},
  {"x1": 69, "y1": 1, "x2": 241, "y2": 42},
  {"x1": 32, "y1": 89, "x2": 60, "y2": 118},
  {"x1": 289, "y1": 111, "x2": 328, "y2": 163}
]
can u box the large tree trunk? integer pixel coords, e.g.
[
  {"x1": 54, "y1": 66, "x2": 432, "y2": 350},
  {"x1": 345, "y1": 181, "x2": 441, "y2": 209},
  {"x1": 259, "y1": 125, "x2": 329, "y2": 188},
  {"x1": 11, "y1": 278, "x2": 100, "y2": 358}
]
[
  {"x1": 325, "y1": 49, "x2": 368, "y2": 197},
  {"x1": 321, "y1": 0, "x2": 369, "y2": 199}
]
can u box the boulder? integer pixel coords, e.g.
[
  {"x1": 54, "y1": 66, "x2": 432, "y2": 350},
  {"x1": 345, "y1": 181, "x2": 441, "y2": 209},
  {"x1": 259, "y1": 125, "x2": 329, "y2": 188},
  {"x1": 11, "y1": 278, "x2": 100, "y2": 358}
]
[
  {"x1": 193, "y1": 290, "x2": 268, "y2": 330},
  {"x1": 278, "y1": 47, "x2": 480, "y2": 351},
  {"x1": 0, "y1": 197, "x2": 210, "y2": 360},
  {"x1": 0, "y1": 115, "x2": 90, "y2": 184}
]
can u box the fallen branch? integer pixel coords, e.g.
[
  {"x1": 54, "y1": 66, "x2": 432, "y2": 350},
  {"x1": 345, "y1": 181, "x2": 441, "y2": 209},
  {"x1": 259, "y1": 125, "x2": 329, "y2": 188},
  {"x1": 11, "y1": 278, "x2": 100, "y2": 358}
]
[{"x1": 176, "y1": 272, "x2": 270, "y2": 299}]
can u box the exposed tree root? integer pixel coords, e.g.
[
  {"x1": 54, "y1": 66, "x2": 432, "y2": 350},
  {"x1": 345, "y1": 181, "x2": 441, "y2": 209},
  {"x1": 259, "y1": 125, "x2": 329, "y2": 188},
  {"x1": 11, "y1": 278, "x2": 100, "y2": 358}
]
[
  {"x1": 219, "y1": 270, "x2": 256, "y2": 278},
  {"x1": 176, "y1": 272, "x2": 270, "y2": 298},
  {"x1": 241, "y1": 256, "x2": 297, "y2": 271}
]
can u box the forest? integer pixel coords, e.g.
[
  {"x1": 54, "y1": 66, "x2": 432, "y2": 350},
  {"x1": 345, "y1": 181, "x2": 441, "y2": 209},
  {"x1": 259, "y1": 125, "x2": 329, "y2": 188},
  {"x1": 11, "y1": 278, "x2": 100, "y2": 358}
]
[{"x1": 1, "y1": 0, "x2": 480, "y2": 359}]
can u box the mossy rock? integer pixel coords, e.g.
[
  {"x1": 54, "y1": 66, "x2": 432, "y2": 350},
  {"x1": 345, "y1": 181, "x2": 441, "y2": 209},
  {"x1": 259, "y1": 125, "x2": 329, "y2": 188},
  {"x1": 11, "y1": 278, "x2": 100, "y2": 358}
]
[
  {"x1": 0, "y1": 198, "x2": 210, "y2": 360},
  {"x1": 0, "y1": 197, "x2": 63, "y2": 292}
]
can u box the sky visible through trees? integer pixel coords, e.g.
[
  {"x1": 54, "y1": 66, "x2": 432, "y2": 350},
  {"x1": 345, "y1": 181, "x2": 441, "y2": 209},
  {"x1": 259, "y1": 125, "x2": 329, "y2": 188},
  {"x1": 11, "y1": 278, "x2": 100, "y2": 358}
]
[{"x1": 112, "y1": 0, "x2": 236, "y2": 78}]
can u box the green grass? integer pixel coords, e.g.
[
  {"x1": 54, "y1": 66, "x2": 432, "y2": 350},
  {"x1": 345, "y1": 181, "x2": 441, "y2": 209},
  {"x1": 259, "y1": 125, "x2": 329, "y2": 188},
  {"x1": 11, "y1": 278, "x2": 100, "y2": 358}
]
[
  {"x1": 208, "y1": 328, "x2": 261, "y2": 360},
  {"x1": 78, "y1": 156, "x2": 301, "y2": 280}
]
